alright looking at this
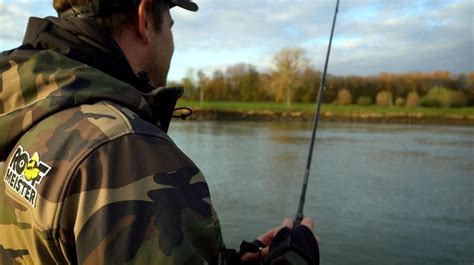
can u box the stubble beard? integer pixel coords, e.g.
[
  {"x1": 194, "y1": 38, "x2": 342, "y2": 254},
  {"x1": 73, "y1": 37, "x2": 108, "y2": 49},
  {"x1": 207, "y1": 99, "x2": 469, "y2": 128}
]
[{"x1": 144, "y1": 47, "x2": 168, "y2": 88}]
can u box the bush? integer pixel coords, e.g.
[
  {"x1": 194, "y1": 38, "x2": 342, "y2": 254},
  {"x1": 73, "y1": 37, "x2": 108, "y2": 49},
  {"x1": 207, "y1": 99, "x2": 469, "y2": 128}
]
[
  {"x1": 405, "y1": 90, "x2": 419, "y2": 107},
  {"x1": 333, "y1": 88, "x2": 352, "y2": 105},
  {"x1": 467, "y1": 89, "x2": 474, "y2": 106},
  {"x1": 376, "y1": 91, "x2": 393, "y2": 107},
  {"x1": 419, "y1": 86, "x2": 468, "y2": 108},
  {"x1": 356, "y1": 96, "x2": 372, "y2": 106},
  {"x1": 395, "y1": 97, "x2": 405, "y2": 107}
]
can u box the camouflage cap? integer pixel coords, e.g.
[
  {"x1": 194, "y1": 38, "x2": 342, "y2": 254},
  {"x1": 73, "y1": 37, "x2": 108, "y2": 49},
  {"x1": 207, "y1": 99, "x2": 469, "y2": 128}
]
[{"x1": 59, "y1": 0, "x2": 198, "y2": 18}]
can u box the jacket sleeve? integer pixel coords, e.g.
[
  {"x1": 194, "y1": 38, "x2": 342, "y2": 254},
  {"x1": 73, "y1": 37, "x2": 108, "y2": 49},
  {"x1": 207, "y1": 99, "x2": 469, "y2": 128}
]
[{"x1": 58, "y1": 133, "x2": 225, "y2": 265}]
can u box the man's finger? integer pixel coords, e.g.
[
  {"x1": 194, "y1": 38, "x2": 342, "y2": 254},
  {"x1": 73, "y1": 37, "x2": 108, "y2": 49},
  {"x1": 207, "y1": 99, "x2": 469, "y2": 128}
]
[
  {"x1": 241, "y1": 246, "x2": 270, "y2": 262},
  {"x1": 257, "y1": 228, "x2": 276, "y2": 246},
  {"x1": 300, "y1": 217, "x2": 315, "y2": 230},
  {"x1": 281, "y1": 217, "x2": 294, "y2": 228},
  {"x1": 273, "y1": 217, "x2": 293, "y2": 236},
  {"x1": 241, "y1": 252, "x2": 257, "y2": 261}
]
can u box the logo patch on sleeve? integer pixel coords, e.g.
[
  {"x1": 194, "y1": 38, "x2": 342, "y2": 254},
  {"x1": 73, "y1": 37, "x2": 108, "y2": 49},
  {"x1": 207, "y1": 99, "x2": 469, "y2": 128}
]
[{"x1": 3, "y1": 146, "x2": 51, "y2": 207}]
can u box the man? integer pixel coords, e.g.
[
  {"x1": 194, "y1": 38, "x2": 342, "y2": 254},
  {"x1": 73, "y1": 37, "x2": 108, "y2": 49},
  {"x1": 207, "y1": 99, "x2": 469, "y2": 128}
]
[{"x1": 0, "y1": 0, "x2": 319, "y2": 264}]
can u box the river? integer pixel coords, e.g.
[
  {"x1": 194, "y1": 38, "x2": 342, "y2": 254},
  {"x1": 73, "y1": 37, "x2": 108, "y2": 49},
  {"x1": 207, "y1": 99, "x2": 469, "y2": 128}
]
[{"x1": 168, "y1": 121, "x2": 473, "y2": 265}]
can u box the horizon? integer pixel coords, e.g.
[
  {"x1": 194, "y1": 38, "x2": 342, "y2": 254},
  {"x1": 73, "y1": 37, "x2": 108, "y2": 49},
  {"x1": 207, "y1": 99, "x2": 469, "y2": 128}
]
[{"x1": 0, "y1": 0, "x2": 472, "y2": 81}]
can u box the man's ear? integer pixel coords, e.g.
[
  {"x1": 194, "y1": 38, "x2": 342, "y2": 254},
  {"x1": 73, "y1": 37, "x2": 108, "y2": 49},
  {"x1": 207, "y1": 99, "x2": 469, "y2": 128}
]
[{"x1": 137, "y1": 0, "x2": 153, "y2": 45}]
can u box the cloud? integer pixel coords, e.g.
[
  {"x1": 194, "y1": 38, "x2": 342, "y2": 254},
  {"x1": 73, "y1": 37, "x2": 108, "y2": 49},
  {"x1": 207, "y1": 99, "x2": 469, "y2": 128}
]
[
  {"x1": 0, "y1": 3, "x2": 31, "y2": 42},
  {"x1": 1, "y1": 0, "x2": 472, "y2": 80},
  {"x1": 325, "y1": 0, "x2": 473, "y2": 75},
  {"x1": 0, "y1": 1, "x2": 55, "y2": 49},
  {"x1": 170, "y1": 0, "x2": 473, "y2": 79}
]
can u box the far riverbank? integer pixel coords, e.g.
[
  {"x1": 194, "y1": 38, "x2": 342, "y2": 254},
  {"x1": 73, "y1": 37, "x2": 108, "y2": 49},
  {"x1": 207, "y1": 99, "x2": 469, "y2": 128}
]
[
  {"x1": 185, "y1": 109, "x2": 474, "y2": 126},
  {"x1": 176, "y1": 101, "x2": 474, "y2": 126}
]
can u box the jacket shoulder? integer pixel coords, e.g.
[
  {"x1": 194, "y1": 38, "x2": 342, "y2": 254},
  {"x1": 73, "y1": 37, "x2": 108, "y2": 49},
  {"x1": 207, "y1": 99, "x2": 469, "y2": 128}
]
[
  {"x1": 56, "y1": 103, "x2": 224, "y2": 264},
  {"x1": 0, "y1": 100, "x2": 170, "y2": 264},
  {"x1": 1, "y1": 100, "x2": 166, "y2": 225}
]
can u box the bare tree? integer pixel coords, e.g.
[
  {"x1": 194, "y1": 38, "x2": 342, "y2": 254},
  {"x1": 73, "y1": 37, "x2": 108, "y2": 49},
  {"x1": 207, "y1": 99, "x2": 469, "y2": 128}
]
[
  {"x1": 197, "y1": 70, "x2": 208, "y2": 106},
  {"x1": 271, "y1": 47, "x2": 309, "y2": 106}
]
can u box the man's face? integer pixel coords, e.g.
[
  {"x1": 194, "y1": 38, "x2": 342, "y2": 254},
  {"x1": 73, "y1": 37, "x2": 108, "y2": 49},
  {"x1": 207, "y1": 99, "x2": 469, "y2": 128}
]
[{"x1": 145, "y1": 8, "x2": 175, "y2": 88}]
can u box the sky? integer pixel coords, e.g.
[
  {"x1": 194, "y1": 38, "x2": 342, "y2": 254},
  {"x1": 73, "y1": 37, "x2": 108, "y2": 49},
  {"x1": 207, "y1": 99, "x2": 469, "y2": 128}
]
[{"x1": 0, "y1": 0, "x2": 472, "y2": 82}]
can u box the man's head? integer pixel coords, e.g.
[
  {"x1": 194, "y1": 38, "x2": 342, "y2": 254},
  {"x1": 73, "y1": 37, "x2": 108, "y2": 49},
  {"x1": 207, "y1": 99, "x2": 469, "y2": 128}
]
[{"x1": 53, "y1": 0, "x2": 198, "y2": 88}]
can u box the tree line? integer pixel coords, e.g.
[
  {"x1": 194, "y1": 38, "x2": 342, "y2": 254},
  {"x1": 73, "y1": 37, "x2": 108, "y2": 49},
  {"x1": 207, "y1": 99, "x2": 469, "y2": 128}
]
[{"x1": 172, "y1": 47, "x2": 474, "y2": 107}]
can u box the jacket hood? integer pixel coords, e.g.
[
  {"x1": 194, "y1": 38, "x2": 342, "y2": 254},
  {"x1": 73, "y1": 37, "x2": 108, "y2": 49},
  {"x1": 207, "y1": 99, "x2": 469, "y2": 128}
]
[{"x1": 0, "y1": 17, "x2": 182, "y2": 161}]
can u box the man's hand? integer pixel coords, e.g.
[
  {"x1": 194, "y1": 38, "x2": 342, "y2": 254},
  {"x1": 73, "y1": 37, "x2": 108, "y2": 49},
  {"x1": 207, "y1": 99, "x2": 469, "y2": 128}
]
[{"x1": 241, "y1": 217, "x2": 318, "y2": 262}]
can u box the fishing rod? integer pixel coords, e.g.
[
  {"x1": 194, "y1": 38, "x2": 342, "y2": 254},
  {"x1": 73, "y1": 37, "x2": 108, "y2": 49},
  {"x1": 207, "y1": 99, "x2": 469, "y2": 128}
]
[
  {"x1": 294, "y1": 0, "x2": 340, "y2": 224},
  {"x1": 237, "y1": 2, "x2": 341, "y2": 262}
]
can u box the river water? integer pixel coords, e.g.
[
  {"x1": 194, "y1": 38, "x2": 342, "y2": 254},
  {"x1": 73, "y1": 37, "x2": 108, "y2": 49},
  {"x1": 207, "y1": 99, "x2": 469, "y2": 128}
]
[{"x1": 168, "y1": 121, "x2": 473, "y2": 265}]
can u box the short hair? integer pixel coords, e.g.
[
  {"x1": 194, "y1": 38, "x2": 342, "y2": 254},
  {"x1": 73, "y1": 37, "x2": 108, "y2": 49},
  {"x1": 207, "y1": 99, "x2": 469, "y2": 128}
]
[{"x1": 53, "y1": 0, "x2": 168, "y2": 36}]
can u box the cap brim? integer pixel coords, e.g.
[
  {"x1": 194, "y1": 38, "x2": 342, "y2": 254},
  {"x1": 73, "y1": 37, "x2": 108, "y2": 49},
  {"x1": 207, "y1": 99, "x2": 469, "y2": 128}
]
[{"x1": 170, "y1": 0, "x2": 199, "y2": 12}]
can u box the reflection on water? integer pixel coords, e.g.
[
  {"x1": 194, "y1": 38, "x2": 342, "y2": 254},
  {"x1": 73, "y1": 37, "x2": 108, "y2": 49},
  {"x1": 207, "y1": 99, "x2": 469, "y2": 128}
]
[{"x1": 169, "y1": 121, "x2": 474, "y2": 265}]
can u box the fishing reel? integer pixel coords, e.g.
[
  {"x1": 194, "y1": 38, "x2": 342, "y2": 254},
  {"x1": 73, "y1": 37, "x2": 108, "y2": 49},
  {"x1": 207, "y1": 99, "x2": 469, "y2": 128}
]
[{"x1": 235, "y1": 225, "x2": 320, "y2": 265}]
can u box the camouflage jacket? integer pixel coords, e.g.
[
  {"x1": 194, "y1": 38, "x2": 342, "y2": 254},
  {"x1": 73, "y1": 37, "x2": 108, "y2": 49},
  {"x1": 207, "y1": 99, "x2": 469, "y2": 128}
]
[{"x1": 0, "y1": 17, "x2": 224, "y2": 264}]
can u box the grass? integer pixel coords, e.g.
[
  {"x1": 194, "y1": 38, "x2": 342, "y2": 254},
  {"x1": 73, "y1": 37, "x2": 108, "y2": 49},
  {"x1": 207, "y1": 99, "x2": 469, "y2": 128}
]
[{"x1": 177, "y1": 100, "x2": 474, "y2": 117}]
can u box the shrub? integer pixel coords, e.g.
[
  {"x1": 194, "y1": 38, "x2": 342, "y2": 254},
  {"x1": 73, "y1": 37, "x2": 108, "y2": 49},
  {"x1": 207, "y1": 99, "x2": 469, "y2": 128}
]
[
  {"x1": 334, "y1": 88, "x2": 352, "y2": 105},
  {"x1": 467, "y1": 88, "x2": 474, "y2": 106},
  {"x1": 395, "y1": 97, "x2": 405, "y2": 107},
  {"x1": 356, "y1": 96, "x2": 372, "y2": 106},
  {"x1": 451, "y1": 90, "x2": 469, "y2": 107},
  {"x1": 405, "y1": 90, "x2": 419, "y2": 107},
  {"x1": 419, "y1": 86, "x2": 468, "y2": 108},
  {"x1": 376, "y1": 91, "x2": 393, "y2": 107}
]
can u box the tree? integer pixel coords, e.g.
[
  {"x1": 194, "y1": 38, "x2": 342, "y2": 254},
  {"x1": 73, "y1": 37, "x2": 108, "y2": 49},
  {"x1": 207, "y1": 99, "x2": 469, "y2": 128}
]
[
  {"x1": 465, "y1": 71, "x2": 474, "y2": 105},
  {"x1": 334, "y1": 88, "x2": 353, "y2": 105},
  {"x1": 181, "y1": 68, "x2": 195, "y2": 99},
  {"x1": 405, "y1": 90, "x2": 420, "y2": 107},
  {"x1": 205, "y1": 70, "x2": 227, "y2": 101},
  {"x1": 376, "y1": 91, "x2": 393, "y2": 107},
  {"x1": 197, "y1": 70, "x2": 208, "y2": 105},
  {"x1": 226, "y1": 63, "x2": 262, "y2": 101},
  {"x1": 271, "y1": 47, "x2": 309, "y2": 106},
  {"x1": 294, "y1": 67, "x2": 320, "y2": 103}
]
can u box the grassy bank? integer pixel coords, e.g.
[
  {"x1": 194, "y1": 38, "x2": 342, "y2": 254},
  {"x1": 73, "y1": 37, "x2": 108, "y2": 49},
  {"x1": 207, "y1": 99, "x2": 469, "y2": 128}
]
[
  {"x1": 177, "y1": 100, "x2": 474, "y2": 117},
  {"x1": 174, "y1": 100, "x2": 474, "y2": 126}
]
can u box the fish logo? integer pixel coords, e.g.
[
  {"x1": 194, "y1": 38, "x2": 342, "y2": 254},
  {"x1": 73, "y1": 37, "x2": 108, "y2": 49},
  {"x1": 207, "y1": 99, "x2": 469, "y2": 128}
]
[{"x1": 23, "y1": 152, "x2": 42, "y2": 181}]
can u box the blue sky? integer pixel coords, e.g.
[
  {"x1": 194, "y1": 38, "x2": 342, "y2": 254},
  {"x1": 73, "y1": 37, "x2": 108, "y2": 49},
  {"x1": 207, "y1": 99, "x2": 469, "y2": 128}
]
[{"x1": 0, "y1": 0, "x2": 472, "y2": 82}]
